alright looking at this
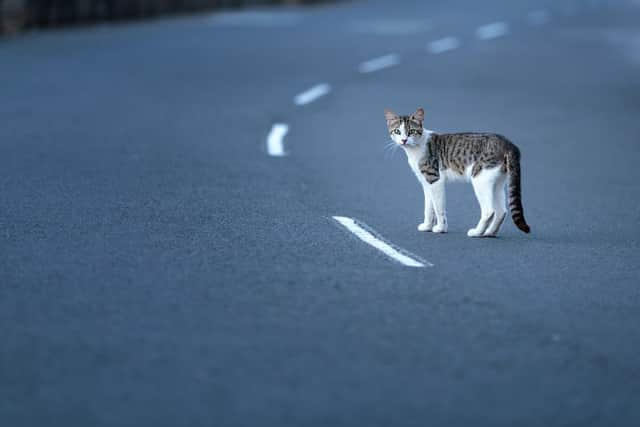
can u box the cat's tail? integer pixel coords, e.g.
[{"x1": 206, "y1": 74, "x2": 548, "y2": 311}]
[{"x1": 505, "y1": 144, "x2": 530, "y2": 233}]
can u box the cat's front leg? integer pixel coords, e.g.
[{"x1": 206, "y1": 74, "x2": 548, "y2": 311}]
[
  {"x1": 419, "y1": 158, "x2": 446, "y2": 233},
  {"x1": 418, "y1": 184, "x2": 436, "y2": 231},
  {"x1": 429, "y1": 179, "x2": 448, "y2": 233}
]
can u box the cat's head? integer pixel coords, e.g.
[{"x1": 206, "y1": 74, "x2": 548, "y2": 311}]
[{"x1": 384, "y1": 108, "x2": 424, "y2": 147}]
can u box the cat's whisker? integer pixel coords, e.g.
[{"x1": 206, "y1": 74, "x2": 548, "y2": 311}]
[
  {"x1": 386, "y1": 142, "x2": 397, "y2": 150},
  {"x1": 383, "y1": 141, "x2": 399, "y2": 159}
]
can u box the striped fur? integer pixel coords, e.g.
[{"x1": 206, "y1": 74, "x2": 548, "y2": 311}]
[{"x1": 505, "y1": 144, "x2": 530, "y2": 233}]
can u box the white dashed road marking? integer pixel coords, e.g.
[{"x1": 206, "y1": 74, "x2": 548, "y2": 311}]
[
  {"x1": 294, "y1": 83, "x2": 331, "y2": 106},
  {"x1": 476, "y1": 21, "x2": 509, "y2": 40},
  {"x1": 211, "y1": 11, "x2": 301, "y2": 27},
  {"x1": 527, "y1": 10, "x2": 550, "y2": 25},
  {"x1": 267, "y1": 123, "x2": 288, "y2": 157},
  {"x1": 358, "y1": 54, "x2": 401, "y2": 73},
  {"x1": 349, "y1": 19, "x2": 431, "y2": 35},
  {"x1": 427, "y1": 36, "x2": 461, "y2": 54},
  {"x1": 333, "y1": 216, "x2": 431, "y2": 268}
]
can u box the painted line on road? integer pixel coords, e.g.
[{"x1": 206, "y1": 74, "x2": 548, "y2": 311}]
[
  {"x1": 294, "y1": 83, "x2": 331, "y2": 106},
  {"x1": 527, "y1": 10, "x2": 550, "y2": 25},
  {"x1": 358, "y1": 54, "x2": 401, "y2": 73},
  {"x1": 267, "y1": 123, "x2": 288, "y2": 157},
  {"x1": 427, "y1": 36, "x2": 461, "y2": 54},
  {"x1": 348, "y1": 19, "x2": 431, "y2": 36},
  {"x1": 332, "y1": 216, "x2": 431, "y2": 268},
  {"x1": 210, "y1": 11, "x2": 302, "y2": 27},
  {"x1": 476, "y1": 21, "x2": 509, "y2": 40}
]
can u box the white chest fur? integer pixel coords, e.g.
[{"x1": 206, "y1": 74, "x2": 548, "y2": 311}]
[
  {"x1": 405, "y1": 145, "x2": 428, "y2": 185},
  {"x1": 403, "y1": 129, "x2": 433, "y2": 186}
]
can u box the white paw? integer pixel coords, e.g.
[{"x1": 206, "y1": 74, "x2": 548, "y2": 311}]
[
  {"x1": 432, "y1": 223, "x2": 448, "y2": 233},
  {"x1": 467, "y1": 228, "x2": 484, "y2": 237},
  {"x1": 418, "y1": 222, "x2": 433, "y2": 232},
  {"x1": 483, "y1": 213, "x2": 506, "y2": 237}
]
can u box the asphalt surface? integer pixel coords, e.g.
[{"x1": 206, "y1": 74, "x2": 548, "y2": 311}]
[{"x1": 2, "y1": 0, "x2": 640, "y2": 425}]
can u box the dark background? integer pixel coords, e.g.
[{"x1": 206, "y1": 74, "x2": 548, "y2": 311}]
[{"x1": 1, "y1": 0, "x2": 324, "y2": 33}]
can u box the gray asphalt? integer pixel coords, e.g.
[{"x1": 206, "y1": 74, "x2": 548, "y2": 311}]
[{"x1": 2, "y1": 0, "x2": 640, "y2": 426}]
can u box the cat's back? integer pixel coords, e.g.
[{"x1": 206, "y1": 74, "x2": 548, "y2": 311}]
[
  {"x1": 431, "y1": 132, "x2": 515, "y2": 177},
  {"x1": 435, "y1": 132, "x2": 511, "y2": 148}
]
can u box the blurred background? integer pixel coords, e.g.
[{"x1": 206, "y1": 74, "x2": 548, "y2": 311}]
[
  {"x1": 0, "y1": 0, "x2": 326, "y2": 33},
  {"x1": 1, "y1": 0, "x2": 640, "y2": 426}
]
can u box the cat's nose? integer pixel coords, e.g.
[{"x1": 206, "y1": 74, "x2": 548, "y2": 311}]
[{"x1": 401, "y1": 139, "x2": 408, "y2": 144}]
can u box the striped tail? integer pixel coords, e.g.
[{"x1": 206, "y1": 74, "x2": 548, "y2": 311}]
[{"x1": 505, "y1": 144, "x2": 530, "y2": 233}]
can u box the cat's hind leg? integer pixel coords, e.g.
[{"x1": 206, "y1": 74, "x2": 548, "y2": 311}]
[
  {"x1": 468, "y1": 167, "x2": 500, "y2": 237},
  {"x1": 483, "y1": 173, "x2": 508, "y2": 237}
]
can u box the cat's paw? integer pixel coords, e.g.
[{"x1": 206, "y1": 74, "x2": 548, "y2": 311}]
[
  {"x1": 418, "y1": 222, "x2": 433, "y2": 232},
  {"x1": 467, "y1": 228, "x2": 484, "y2": 238},
  {"x1": 432, "y1": 223, "x2": 448, "y2": 233},
  {"x1": 482, "y1": 213, "x2": 506, "y2": 237}
]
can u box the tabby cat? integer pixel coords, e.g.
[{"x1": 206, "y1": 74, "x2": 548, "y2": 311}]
[{"x1": 385, "y1": 108, "x2": 530, "y2": 237}]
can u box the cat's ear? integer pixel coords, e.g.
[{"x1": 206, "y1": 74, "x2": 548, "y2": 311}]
[
  {"x1": 412, "y1": 108, "x2": 425, "y2": 122},
  {"x1": 384, "y1": 109, "x2": 398, "y2": 126}
]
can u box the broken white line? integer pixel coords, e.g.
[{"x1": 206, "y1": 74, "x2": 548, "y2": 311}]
[
  {"x1": 294, "y1": 83, "x2": 331, "y2": 106},
  {"x1": 333, "y1": 216, "x2": 431, "y2": 268},
  {"x1": 427, "y1": 36, "x2": 461, "y2": 54},
  {"x1": 527, "y1": 10, "x2": 550, "y2": 25},
  {"x1": 267, "y1": 123, "x2": 288, "y2": 157},
  {"x1": 476, "y1": 21, "x2": 509, "y2": 40},
  {"x1": 358, "y1": 54, "x2": 401, "y2": 73}
]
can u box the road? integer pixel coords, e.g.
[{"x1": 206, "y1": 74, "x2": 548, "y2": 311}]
[{"x1": 1, "y1": 0, "x2": 640, "y2": 425}]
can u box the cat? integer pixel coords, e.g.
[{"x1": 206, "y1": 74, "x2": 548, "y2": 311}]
[{"x1": 385, "y1": 107, "x2": 530, "y2": 237}]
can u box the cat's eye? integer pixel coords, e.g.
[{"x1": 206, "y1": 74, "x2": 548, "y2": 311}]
[{"x1": 393, "y1": 129, "x2": 401, "y2": 135}]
